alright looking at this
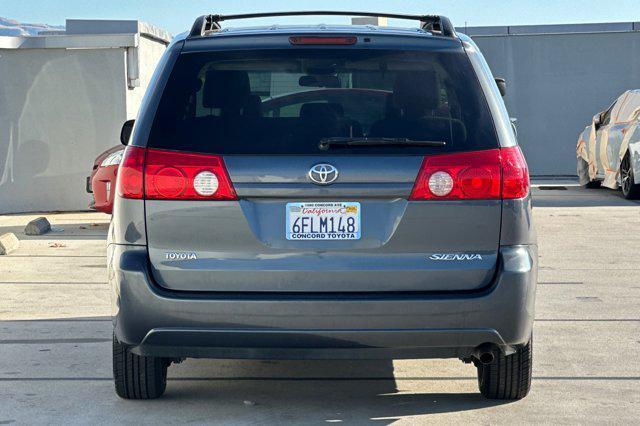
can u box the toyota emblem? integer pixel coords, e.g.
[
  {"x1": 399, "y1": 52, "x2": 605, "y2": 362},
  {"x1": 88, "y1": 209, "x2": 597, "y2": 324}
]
[{"x1": 308, "y1": 164, "x2": 339, "y2": 185}]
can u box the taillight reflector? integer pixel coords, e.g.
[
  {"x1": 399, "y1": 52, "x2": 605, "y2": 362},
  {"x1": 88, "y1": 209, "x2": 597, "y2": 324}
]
[
  {"x1": 409, "y1": 147, "x2": 529, "y2": 200},
  {"x1": 117, "y1": 147, "x2": 237, "y2": 201},
  {"x1": 289, "y1": 36, "x2": 357, "y2": 45}
]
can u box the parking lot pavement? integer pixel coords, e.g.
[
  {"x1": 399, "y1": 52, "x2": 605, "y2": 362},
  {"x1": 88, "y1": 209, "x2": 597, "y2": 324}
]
[{"x1": 1, "y1": 185, "x2": 639, "y2": 424}]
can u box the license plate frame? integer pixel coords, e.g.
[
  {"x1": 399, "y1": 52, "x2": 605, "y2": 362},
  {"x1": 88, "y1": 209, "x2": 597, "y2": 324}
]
[{"x1": 286, "y1": 202, "x2": 361, "y2": 240}]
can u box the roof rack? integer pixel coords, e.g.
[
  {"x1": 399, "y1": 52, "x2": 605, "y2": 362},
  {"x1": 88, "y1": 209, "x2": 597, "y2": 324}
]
[{"x1": 188, "y1": 11, "x2": 456, "y2": 38}]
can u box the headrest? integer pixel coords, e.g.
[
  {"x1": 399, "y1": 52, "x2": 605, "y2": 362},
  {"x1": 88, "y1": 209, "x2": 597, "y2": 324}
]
[
  {"x1": 392, "y1": 70, "x2": 439, "y2": 113},
  {"x1": 244, "y1": 95, "x2": 262, "y2": 118},
  {"x1": 203, "y1": 70, "x2": 250, "y2": 109},
  {"x1": 299, "y1": 103, "x2": 338, "y2": 120}
]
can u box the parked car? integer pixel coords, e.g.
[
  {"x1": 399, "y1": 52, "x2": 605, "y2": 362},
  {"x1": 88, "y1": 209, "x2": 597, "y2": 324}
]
[
  {"x1": 576, "y1": 90, "x2": 640, "y2": 199},
  {"x1": 108, "y1": 11, "x2": 535, "y2": 400},
  {"x1": 87, "y1": 145, "x2": 124, "y2": 213}
]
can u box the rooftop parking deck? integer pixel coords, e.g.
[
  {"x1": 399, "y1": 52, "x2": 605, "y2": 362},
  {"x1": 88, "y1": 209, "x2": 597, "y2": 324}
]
[{"x1": 0, "y1": 184, "x2": 639, "y2": 423}]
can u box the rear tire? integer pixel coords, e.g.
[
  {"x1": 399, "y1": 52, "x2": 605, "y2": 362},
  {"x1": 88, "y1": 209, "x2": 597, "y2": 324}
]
[
  {"x1": 476, "y1": 338, "x2": 532, "y2": 400},
  {"x1": 620, "y1": 152, "x2": 640, "y2": 199},
  {"x1": 113, "y1": 333, "x2": 168, "y2": 399}
]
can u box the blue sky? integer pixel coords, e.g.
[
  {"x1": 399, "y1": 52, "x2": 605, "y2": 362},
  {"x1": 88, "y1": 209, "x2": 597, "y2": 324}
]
[{"x1": 4, "y1": 0, "x2": 640, "y2": 35}]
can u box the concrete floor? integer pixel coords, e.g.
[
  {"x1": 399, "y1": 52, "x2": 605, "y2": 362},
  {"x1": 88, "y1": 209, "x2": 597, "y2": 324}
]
[{"x1": 1, "y1": 185, "x2": 639, "y2": 424}]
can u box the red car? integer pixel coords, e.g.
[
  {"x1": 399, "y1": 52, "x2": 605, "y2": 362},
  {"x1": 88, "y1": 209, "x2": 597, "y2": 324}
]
[{"x1": 87, "y1": 145, "x2": 124, "y2": 213}]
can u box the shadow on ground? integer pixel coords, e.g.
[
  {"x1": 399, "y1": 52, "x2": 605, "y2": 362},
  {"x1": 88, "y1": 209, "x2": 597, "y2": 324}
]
[
  {"x1": 129, "y1": 358, "x2": 508, "y2": 423},
  {"x1": 154, "y1": 383, "x2": 506, "y2": 423},
  {"x1": 3, "y1": 316, "x2": 509, "y2": 421}
]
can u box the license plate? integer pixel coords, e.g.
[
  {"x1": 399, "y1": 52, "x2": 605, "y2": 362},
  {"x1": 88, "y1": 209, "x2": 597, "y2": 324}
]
[{"x1": 286, "y1": 202, "x2": 361, "y2": 240}]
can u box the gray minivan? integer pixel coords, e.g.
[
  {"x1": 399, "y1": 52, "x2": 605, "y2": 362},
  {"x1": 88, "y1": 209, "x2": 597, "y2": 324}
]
[{"x1": 108, "y1": 11, "x2": 536, "y2": 400}]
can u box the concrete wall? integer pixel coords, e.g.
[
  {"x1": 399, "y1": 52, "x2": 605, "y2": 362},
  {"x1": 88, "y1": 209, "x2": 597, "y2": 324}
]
[
  {"x1": 0, "y1": 48, "x2": 127, "y2": 213},
  {"x1": 464, "y1": 23, "x2": 640, "y2": 176},
  {"x1": 0, "y1": 20, "x2": 169, "y2": 214}
]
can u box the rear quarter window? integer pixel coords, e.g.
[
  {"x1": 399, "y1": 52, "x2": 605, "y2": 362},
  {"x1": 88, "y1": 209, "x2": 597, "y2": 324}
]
[{"x1": 147, "y1": 47, "x2": 498, "y2": 155}]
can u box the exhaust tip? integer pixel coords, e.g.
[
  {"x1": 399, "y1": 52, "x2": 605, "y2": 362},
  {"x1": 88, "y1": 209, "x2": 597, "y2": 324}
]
[
  {"x1": 479, "y1": 351, "x2": 495, "y2": 365},
  {"x1": 472, "y1": 343, "x2": 499, "y2": 365}
]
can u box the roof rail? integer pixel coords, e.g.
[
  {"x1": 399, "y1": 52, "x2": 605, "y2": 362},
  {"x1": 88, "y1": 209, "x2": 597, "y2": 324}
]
[{"x1": 188, "y1": 11, "x2": 456, "y2": 38}]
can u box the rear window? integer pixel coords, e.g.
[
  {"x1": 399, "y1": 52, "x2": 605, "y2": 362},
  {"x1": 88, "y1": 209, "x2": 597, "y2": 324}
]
[{"x1": 148, "y1": 48, "x2": 498, "y2": 155}]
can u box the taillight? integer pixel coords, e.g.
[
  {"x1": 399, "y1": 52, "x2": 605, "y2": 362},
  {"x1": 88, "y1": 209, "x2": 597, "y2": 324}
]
[
  {"x1": 144, "y1": 149, "x2": 237, "y2": 200},
  {"x1": 117, "y1": 147, "x2": 237, "y2": 200},
  {"x1": 501, "y1": 146, "x2": 530, "y2": 199},
  {"x1": 409, "y1": 147, "x2": 529, "y2": 200},
  {"x1": 117, "y1": 146, "x2": 145, "y2": 199}
]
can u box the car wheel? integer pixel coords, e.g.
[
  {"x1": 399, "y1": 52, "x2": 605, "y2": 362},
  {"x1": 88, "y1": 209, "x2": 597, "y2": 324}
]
[
  {"x1": 113, "y1": 333, "x2": 169, "y2": 399},
  {"x1": 476, "y1": 338, "x2": 532, "y2": 400},
  {"x1": 620, "y1": 152, "x2": 640, "y2": 199}
]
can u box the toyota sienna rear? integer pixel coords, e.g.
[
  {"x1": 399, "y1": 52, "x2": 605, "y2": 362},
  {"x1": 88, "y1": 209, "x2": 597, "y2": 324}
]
[{"x1": 108, "y1": 11, "x2": 537, "y2": 400}]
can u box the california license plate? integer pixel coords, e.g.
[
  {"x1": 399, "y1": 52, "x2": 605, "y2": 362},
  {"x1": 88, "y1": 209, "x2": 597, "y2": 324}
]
[{"x1": 286, "y1": 202, "x2": 361, "y2": 240}]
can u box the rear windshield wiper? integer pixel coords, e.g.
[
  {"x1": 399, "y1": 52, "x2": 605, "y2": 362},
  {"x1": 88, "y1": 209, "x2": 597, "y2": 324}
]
[{"x1": 319, "y1": 137, "x2": 446, "y2": 150}]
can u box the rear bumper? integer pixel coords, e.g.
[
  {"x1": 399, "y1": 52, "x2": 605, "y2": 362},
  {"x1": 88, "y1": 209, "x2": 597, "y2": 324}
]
[{"x1": 108, "y1": 244, "x2": 537, "y2": 360}]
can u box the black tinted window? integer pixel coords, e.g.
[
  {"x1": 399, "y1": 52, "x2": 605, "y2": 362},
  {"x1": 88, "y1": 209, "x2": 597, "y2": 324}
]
[{"x1": 148, "y1": 49, "x2": 498, "y2": 154}]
